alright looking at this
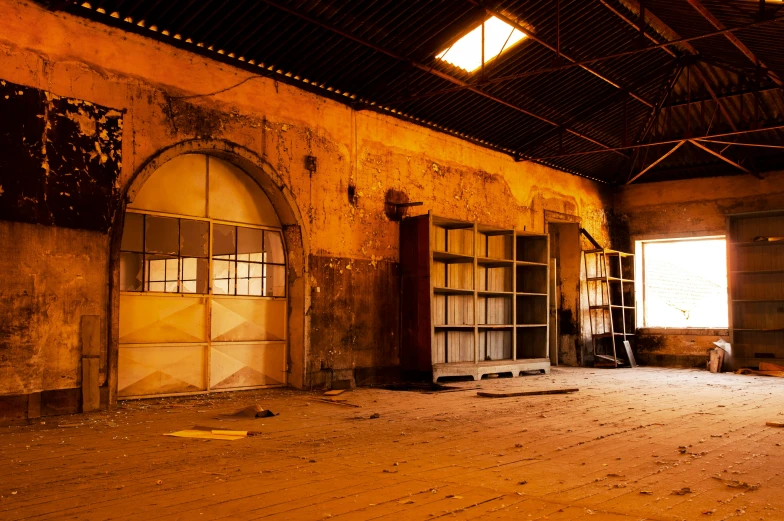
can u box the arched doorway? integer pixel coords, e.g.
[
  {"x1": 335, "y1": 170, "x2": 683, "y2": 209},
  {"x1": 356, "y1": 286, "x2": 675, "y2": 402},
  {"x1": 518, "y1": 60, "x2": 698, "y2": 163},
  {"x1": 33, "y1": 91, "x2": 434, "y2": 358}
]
[{"x1": 117, "y1": 153, "x2": 288, "y2": 398}]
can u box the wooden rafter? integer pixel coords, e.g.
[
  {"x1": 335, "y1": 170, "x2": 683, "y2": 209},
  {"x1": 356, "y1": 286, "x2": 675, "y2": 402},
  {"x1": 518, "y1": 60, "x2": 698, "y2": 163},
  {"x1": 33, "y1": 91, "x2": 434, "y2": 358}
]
[
  {"x1": 687, "y1": 139, "x2": 761, "y2": 178},
  {"x1": 627, "y1": 140, "x2": 686, "y2": 184}
]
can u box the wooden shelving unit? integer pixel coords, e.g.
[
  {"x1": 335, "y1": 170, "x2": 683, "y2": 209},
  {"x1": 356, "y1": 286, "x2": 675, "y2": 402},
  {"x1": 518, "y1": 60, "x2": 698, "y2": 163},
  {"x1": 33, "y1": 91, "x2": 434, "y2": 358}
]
[
  {"x1": 401, "y1": 213, "x2": 550, "y2": 382},
  {"x1": 728, "y1": 210, "x2": 784, "y2": 369},
  {"x1": 583, "y1": 247, "x2": 636, "y2": 367}
]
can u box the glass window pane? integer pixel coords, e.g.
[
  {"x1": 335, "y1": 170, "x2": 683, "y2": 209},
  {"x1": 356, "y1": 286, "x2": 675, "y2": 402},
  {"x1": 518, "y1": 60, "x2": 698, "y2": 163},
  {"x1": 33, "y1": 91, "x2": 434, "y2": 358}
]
[
  {"x1": 165, "y1": 281, "x2": 178, "y2": 292},
  {"x1": 148, "y1": 258, "x2": 167, "y2": 282},
  {"x1": 249, "y1": 278, "x2": 262, "y2": 296},
  {"x1": 213, "y1": 279, "x2": 230, "y2": 295},
  {"x1": 181, "y1": 258, "x2": 197, "y2": 280},
  {"x1": 121, "y1": 213, "x2": 144, "y2": 252},
  {"x1": 249, "y1": 263, "x2": 262, "y2": 277},
  {"x1": 265, "y1": 231, "x2": 284, "y2": 264},
  {"x1": 266, "y1": 265, "x2": 286, "y2": 297},
  {"x1": 148, "y1": 281, "x2": 165, "y2": 292},
  {"x1": 182, "y1": 280, "x2": 196, "y2": 293},
  {"x1": 181, "y1": 219, "x2": 209, "y2": 258},
  {"x1": 238, "y1": 227, "x2": 263, "y2": 255},
  {"x1": 165, "y1": 258, "x2": 179, "y2": 281},
  {"x1": 213, "y1": 224, "x2": 236, "y2": 256},
  {"x1": 120, "y1": 252, "x2": 143, "y2": 291},
  {"x1": 237, "y1": 262, "x2": 249, "y2": 279},
  {"x1": 237, "y1": 278, "x2": 250, "y2": 295},
  {"x1": 145, "y1": 216, "x2": 179, "y2": 255}
]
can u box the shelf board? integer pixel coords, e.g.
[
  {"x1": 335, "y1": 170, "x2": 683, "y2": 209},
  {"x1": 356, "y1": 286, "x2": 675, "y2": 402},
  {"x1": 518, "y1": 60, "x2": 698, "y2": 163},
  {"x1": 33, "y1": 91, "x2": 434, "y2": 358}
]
[
  {"x1": 732, "y1": 299, "x2": 784, "y2": 303},
  {"x1": 478, "y1": 324, "x2": 514, "y2": 329},
  {"x1": 586, "y1": 276, "x2": 625, "y2": 282},
  {"x1": 731, "y1": 241, "x2": 784, "y2": 247},
  {"x1": 516, "y1": 260, "x2": 548, "y2": 267},
  {"x1": 517, "y1": 324, "x2": 548, "y2": 328},
  {"x1": 432, "y1": 216, "x2": 474, "y2": 229},
  {"x1": 434, "y1": 324, "x2": 475, "y2": 329},
  {"x1": 732, "y1": 269, "x2": 784, "y2": 275},
  {"x1": 433, "y1": 251, "x2": 474, "y2": 263},
  {"x1": 610, "y1": 305, "x2": 635, "y2": 309},
  {"x1": 517, "y1": 292, "x2": 547, "y2": 297},
  {"x1": 478, "y1": 290, "x2": 514, "y2": 296},
  {"x1": 733, "y1": 328, "x2": 784, "y2": 332},
  {"x1": 593, "y1": 332, "x2": 635, "y2": 338},
  {"x1": 477, "y1": 257, "x2": 514, "y2": 267},
  {"x1": 433, "y1": 287, "x2": 474, "y2": 295}
]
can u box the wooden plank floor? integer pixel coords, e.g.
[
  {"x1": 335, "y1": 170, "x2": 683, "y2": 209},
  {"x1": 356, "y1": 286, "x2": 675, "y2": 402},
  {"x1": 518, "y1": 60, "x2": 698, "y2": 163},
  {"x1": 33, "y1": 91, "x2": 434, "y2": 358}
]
[{"x1": 1, "y1": 367, "x2": 783, "y2": 520}]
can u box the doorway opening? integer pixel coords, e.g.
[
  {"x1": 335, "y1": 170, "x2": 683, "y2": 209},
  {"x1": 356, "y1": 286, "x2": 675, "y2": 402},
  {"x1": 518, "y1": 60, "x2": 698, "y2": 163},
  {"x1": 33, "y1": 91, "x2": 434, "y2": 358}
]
[{"x1": 547, "y1": 222, "x2": 582, "y2": 366}]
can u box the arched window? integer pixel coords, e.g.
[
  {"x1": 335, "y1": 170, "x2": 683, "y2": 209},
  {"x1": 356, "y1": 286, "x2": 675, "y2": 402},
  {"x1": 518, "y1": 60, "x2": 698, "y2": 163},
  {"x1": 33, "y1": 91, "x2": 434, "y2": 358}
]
[{"x1": 118, "y1": 154, "x2": 287, "y2": 397}]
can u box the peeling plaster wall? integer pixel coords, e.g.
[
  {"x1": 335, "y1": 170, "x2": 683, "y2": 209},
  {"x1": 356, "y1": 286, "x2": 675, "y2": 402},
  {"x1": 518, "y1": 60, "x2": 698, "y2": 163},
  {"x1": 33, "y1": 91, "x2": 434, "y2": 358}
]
[
  {"x1": 614, "y1": 171, "x2": 784, "y2": 366},
  {"x1": 0, "y1": 0, "x2": 612, "y2": 396}
]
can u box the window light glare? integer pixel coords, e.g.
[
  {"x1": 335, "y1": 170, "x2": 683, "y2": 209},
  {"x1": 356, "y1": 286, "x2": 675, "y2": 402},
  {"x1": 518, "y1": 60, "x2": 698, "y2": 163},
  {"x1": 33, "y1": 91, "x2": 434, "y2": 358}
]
[{"x1": 436, "y1": 16, "x2": 527, "y2": 72}]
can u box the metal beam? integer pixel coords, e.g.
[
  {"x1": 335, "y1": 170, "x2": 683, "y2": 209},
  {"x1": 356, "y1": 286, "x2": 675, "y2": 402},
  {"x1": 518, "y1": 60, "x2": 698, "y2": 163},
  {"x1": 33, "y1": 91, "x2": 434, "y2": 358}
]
[
  {"x1": 259, "y1": 0, "x2": 626, "y2": 158},
  {"x1": 380, "y1": 14, "x2": 784, "y2": 110},
  {"x1": 626, "y1": 140, "x2": 685, "y2": 184},
  {"x1": 685, "y1": 0, "x2": 783, "y2": 87},
  {"x1": 602, "y1": 0, "x2": 739, "y2": 133},
  {"x1": 664, "y1": 85, "x2": 780, "y2": 107},
  {"x1": 526, "y1": 124, "x2": 784, "y2": 160},
  {"x1": 466, "y1": 0, "x2": 654, "y2": 107},
  {"x1": 697, "y1": 139, "x2": 784, "y2": 149},
  {"x1": 687, "y1": 139, "x2": 760, "y2": 177}
]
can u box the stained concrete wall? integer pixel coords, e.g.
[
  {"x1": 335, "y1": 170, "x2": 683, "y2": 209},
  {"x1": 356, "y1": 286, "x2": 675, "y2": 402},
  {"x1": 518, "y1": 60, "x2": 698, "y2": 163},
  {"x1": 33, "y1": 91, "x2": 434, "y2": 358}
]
[
  {"x1": 614, "y1": 171, "x2": 784, "y2": 366},
  {"x1": 0, "y1": 0, "x2": 612, "y2": 404}
]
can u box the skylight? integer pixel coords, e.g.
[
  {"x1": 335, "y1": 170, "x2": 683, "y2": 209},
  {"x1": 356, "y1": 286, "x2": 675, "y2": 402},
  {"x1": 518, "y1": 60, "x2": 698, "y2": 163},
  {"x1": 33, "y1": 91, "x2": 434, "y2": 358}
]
[{"x1": 436, "y1": 16, "x2": 527, "y2": 73}]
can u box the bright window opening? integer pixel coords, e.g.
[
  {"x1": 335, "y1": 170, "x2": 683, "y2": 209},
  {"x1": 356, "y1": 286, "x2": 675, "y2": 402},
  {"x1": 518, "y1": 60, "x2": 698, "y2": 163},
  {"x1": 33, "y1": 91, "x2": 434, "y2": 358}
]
[
  {"x1": 436, "y1": 16, "x2": 527, "y2": 72},
  {"x1": 636, "y1": 237, "x2": 728, "y2": 328}
]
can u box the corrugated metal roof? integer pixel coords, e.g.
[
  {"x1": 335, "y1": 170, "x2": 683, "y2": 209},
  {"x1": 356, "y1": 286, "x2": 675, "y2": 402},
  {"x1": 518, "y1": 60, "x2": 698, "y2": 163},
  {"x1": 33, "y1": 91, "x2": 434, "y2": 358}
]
[{"x1": 43, "y1": 0, "x2": 784, "y2": 184}]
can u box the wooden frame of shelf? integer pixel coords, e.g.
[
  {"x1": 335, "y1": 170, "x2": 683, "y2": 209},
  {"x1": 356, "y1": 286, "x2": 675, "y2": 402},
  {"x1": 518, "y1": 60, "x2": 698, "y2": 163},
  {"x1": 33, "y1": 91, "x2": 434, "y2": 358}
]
[
  {"x1": 400, "y1": 213, "x2": 551, "y2": 382},
  {"x1": 727, "y1": 210, "x2": 784, "y2": 369}
]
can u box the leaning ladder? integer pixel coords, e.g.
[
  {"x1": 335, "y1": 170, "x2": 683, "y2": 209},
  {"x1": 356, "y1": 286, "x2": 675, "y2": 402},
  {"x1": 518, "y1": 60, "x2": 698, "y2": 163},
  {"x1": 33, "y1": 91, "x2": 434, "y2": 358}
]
[{"x1": 580, "y1": 229, "x2": 636, "y2": 368}]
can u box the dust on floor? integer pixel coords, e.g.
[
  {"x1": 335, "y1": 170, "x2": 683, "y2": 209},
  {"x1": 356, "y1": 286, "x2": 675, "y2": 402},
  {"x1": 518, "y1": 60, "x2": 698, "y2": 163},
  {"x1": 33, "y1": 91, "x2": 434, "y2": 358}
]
[{"x1": 1, "y1": 367, "x2": 783, "y2": 520}]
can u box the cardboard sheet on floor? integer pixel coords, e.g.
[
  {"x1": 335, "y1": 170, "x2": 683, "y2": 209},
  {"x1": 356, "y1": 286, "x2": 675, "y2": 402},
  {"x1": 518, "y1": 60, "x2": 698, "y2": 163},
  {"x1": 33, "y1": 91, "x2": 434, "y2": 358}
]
[{"x1": 164, "y1": 429, "x2": 247, "y2": 441}]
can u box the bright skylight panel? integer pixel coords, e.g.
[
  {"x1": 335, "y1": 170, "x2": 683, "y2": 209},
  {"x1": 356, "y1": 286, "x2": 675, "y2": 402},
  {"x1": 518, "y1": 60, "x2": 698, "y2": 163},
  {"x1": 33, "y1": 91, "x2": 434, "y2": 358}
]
[{"x1": 436, "y1": 16, "x2": 527, "y2": 73}]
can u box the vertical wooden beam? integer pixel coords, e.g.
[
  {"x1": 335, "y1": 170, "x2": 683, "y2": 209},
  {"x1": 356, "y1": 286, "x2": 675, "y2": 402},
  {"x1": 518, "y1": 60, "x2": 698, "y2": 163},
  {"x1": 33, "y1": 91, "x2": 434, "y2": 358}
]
[{"x1": 81, "y1": 315, "x2": 101, "y2": 412}]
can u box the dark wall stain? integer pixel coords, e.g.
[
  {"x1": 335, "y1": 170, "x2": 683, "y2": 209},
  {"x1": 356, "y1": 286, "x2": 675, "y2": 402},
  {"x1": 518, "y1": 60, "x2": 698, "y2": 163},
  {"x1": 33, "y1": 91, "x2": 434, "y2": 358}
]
[
  {"x1": 0, "y1": 79, "x2": 123, "y2": 232},
  {"x1": 606, "y1": 209, "x2": 631, "y2": 252},
  {"x1": 558, "y1": 307, "x2": 578, "y2": 336},
  {"x1": 309, "y1": 255, "x2": 400, "y2": 385},
  {"x1": 162, "y1": 96, "x2": 228, "y2": 137}
]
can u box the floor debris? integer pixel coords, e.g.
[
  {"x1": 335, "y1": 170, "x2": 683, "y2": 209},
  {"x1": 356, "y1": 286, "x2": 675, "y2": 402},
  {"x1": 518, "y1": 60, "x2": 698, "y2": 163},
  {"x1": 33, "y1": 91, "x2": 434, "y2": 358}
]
[
  {"x1": 477, "y1": 388, "x2": 579, "y2": 398},
  {"x1": 216, "y1": 404, "x2": 276, "y2": 419},
  {"x1": 164, "y1": 429, "x2": 248, "y2": 441}
]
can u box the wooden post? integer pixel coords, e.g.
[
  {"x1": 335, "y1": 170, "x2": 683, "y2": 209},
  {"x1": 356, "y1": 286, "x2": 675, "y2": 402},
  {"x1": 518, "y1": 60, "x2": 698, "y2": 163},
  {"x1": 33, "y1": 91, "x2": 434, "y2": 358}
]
[{"x1": 81, "y1": 315, "x2": 101, "y2": 412}]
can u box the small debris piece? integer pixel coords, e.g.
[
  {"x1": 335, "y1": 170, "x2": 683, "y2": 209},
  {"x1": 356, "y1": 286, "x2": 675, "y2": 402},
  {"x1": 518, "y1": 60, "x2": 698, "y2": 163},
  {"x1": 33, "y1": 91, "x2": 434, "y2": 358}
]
[
  {"x1": 766, "y1": 421, "x2": 784, "y2": 428},
  {"x1": 316, "y1": 398, "x2": 360, "y2": 408},
  {"x1": 477, "y1": 388, "x2": 579, "y2": 398},
  {"x1": 369, "y1": 413, "x2": 381, "y2": 419},
  {"x1": 156, "y1": 480, "x2": 162, "y2": 485},
  {"x1": 324, "y1": 390, "x2": 345, "y2": 396},
  {"x1": 218, "y1": 404, "x2": 276, "y2": 419},
  {"x1": 445, "y1": 495, "x2": 462, "y2": 499},
  {"x1": 518, "y1": 481, "x2": 528, "y2": 485},
  {"x1": 639, "y1": 491, "x2": 653, "y2": 495},
  {"x1": 671, "y1": 487, "x2": 692, "y2": 495}
]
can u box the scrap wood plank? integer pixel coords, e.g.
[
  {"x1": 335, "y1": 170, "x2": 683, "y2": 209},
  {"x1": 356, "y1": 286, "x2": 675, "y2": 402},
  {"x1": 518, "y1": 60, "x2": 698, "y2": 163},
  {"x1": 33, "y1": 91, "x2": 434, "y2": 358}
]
[
  {"x1": 477, "y1": 388, "x2": 579, "y2": 398},
  {"x1": 766, "y1": 421, "x2": 784, "y2": 428}
]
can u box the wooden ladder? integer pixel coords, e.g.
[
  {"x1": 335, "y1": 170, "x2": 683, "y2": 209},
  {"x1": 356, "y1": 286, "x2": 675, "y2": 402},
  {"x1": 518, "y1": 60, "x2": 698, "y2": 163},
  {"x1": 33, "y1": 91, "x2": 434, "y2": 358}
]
[{"x1": 580, "y1": 229, "x2": 637, "y2": 368}]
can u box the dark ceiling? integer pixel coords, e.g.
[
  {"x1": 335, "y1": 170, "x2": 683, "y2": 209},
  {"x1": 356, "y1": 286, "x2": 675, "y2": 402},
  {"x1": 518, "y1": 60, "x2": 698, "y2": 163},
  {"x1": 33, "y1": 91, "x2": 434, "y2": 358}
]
[{"x1": 42, "y1": 0, "x2": 784, "y2": 184}]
